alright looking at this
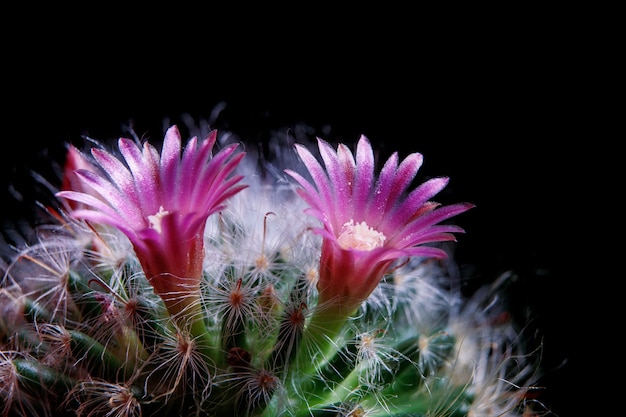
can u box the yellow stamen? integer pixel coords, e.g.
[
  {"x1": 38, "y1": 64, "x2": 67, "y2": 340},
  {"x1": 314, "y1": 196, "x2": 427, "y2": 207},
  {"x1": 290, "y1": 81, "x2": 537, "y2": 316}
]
[
  {"x1": 337, "y1": 219, "x2": 386, "y2": 251},
  {"x1": 148, "y1": 206, "x2": 170, "y2": 233}
]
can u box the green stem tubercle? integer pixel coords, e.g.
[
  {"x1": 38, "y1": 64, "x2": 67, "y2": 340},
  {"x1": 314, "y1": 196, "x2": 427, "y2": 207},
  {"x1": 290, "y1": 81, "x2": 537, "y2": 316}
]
[
  {"x1": 13, "y1": 358, "x2": 75, "y2": 394},
  {"x1": 170, "y1": 299, "x2": 218, "y2": 363},
  {"x1": 293, "y1": 306, "x2": 355, "y2": 379}
]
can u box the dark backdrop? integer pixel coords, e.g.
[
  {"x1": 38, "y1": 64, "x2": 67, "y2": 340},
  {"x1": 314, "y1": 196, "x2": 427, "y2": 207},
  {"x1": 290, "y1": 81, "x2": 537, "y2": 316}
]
[{"x1": 2, "y1": 11, "x2": 585, "y2": 416}]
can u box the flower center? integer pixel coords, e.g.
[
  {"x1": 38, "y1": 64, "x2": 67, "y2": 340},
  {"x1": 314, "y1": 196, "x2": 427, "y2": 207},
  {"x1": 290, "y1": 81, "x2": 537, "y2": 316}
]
[
  {"x1": 337, "y1": 219, "x2": 386, "y2": 251},
  {"x1": 147, "y1": 206, "x2": 170, "y2": 233}
]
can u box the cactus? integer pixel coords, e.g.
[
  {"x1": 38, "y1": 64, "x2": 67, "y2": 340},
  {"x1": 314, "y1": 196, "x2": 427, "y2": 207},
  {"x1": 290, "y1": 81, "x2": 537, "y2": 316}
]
[{"x1": 1, "y1": 123, "x2": 549, "y2": 416}]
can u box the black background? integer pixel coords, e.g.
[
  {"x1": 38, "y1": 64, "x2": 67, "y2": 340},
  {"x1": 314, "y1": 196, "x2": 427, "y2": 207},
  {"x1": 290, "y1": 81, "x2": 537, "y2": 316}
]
[{"x1": 2, "y1": 8, "x2": 596, "y2": 416}]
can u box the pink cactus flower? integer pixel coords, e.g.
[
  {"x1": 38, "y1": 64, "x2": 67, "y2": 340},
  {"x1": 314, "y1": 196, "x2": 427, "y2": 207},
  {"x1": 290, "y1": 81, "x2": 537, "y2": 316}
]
[
  {"x1": 286, "y1": 135, "x2": 474, "y2": 316},
  {"x1": 56, "y1": 125, "x2": 247, "y2": 317},
  {"x1": 60, "y1": 144, "x2": 103, "y2": 212}
]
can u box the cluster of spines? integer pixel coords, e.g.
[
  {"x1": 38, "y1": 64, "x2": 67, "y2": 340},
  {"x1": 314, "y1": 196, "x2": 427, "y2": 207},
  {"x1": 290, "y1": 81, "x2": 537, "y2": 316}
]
[
  {"x1": 0, "y1": 123, "x2": 543, "y2": 416},
  {"x1": 0, "y1": 205, "x2": 503, "y2": 417}
]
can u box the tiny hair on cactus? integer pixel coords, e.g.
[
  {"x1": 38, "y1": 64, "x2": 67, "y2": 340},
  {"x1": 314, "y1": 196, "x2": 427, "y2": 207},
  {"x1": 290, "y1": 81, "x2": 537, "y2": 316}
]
[
  {"x1": 0, "y1": 121, "x2": 551, "y2": 417},
  {"x1": 3, "y1": 236, "x2": 82, "y2": 325},
  {"x1": 64, "y1": 379, "x2": 142, "y2": 417},
  {"x1": 141, "y1": 323, "x2": 213, "y2": 408}
]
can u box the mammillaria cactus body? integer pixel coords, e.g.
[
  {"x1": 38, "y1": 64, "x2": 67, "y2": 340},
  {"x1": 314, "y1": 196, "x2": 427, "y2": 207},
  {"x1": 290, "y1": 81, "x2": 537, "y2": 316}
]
[{"x1": 1, "y1": 124, "x2": 546, "y2": 416}]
